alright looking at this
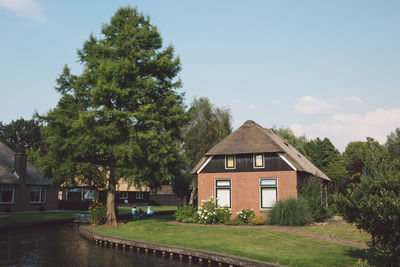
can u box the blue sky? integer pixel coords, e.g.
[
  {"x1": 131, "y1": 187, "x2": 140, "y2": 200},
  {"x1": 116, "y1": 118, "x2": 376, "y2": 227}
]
[{"x1": 0, "y1": 0, "x2": 399, "y2": 151}]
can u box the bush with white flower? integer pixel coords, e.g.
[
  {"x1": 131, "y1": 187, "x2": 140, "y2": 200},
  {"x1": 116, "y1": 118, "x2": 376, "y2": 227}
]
[
  {"x1": 236, "y1": 208, "x2": 255, "y2": 224},
  {"x1": 197, "y1": 196, "x2": 231, "y2": 224}
]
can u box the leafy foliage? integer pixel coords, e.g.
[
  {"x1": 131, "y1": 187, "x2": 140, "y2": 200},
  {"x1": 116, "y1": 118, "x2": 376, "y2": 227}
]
[
  {"x1": 298, "y1": 176, "x2": 329, "y2": 222},
  {"x1": 0, "y1": 118, "x2": 42, "y2": 153},
  {"x1": 88, "y1": 201, "x2": 106, "y2": 225},
  {"x1": 273, "y1": 127, "x2": 308, "y2": 156},
  {"x1": 235, "y1": 208, "x2": 255, "y2": 224},
  {"x1": 197, "y1": 197, "x2": 231, "y2": 224},
  {"x1": 174, "y1": 205, "x2": 197, "y2": 223},
  {"x1": 336, "y1": 175, "x2": 400, "y2": 263},
  {"x1": 38, "y1": 7, "x2": 188, "y2": 226},
  {"x1": 268, "y1": 198, "x2": 312, "y2": 226},
  {"x1": 385, "y1": 128, "x2": 400, "y2": 160}
]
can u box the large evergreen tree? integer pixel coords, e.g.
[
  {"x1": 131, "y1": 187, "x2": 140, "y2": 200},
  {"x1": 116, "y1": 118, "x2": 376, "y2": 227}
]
[{"x1": 39, "y1": 7, "x2": 187, "y2": 226}]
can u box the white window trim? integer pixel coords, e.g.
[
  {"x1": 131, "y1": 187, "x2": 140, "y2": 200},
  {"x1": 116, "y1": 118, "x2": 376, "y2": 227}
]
[
  {"x1": 31, "y1": 185, "x2": 46, "y2": 204},
  {"x1": 224, "y1": 155, "x2": 236, "y2": 169},
  {"x1": 215, "y1": 179, "x2": 231, "y2": 208},
  {"x1": 119, "y1": 192, "x2": 128, "y2": 200},
  {"x1": 0, "y1": 185, "x2": 14, "y2": 204},
  {"x1": 259, "y1": 178, "x2": 278, "y2": 210},
  {"x1": 83, "y1": 189, "x2": 94, "y2": 200},
  {"x1": 136, "y1": 192, "x2": 144, "y2": 200},
  {"x1": 253, "y1": 154, "x2": 265, "y2": 168}
]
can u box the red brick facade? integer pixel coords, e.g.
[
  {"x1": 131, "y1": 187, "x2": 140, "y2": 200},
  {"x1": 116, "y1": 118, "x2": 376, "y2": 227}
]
[
  {"x1": 198, "y1": 170, "x2": 298, "y2": 216},
  {"x1": 0, "y1": 185, "x2": 58, "y2": 212}
]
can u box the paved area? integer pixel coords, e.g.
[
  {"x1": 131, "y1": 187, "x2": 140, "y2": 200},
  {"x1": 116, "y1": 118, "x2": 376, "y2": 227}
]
[{"x1": 168, "y1": 221, "x2": 369, "y2": 249}]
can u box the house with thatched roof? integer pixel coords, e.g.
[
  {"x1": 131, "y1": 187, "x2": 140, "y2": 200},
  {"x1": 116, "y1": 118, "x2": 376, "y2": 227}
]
[
  {"x1": 0, "y1": 142, "x2": 58, "y2": 212},
  {"x1": 191, "y1": 120, "x2": 330, "y2": 215}
]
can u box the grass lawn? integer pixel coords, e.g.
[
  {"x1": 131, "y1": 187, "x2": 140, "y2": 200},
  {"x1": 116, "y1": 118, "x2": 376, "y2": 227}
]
[
  {"x1": 93, "y1": 216, "x2": 367, "y2": 267},
  {"x1": 118, "y1": 206, "x2": 177, "y2": 214},
  {"x1": 0, "y1": 211, "x2": 77, "y2": 225},
  {"x1": 302, "y1": 222, "x2": 371, "y2": 243}
]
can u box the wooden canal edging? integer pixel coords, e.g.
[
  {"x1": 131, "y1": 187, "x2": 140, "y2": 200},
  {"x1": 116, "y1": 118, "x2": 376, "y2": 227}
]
[{"x1": 79, "y1": 226, "x2": 284, "y2": 267}]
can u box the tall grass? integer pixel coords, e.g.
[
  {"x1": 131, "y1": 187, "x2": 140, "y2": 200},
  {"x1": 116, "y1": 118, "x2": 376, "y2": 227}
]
[{"x1": 269, "y1": 198, "x2": 312, "y2": 226}]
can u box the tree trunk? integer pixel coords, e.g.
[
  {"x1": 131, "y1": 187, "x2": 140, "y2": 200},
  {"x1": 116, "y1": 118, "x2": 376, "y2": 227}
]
[
  {"x1": 188, "y1": 187, "x2": 197, "y2": 205},
  {"x1": 106, "y1": 169, "x2": 118, "y2": 226}
]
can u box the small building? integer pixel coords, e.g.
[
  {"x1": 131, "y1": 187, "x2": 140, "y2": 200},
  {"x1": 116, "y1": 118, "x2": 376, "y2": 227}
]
[
  {"x1": 191, "y1": 120, "x2": 330, "y2": 215},
  {"x1": 0, "y1": 142, "x2": 57, "y2": 212}
]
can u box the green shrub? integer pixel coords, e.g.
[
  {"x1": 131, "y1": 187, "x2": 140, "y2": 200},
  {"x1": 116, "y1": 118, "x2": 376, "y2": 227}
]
[
  {"x1": 249, "y1": 214, "x2": 265, "y2": 225},
  {"x1": 225, "y1": 216, "x2": 243, "y2": 225},
  {"x1": 298, "y1": 177, "x2": 329, "y2": 222},
  {"x1": 197, "y1": 197, "x2": 232, "y2": 224},
  {"x1": 174, "y1": 205, "x2": 197, "y2": 223},
  {"x1": 236, "y1": 208, "x2": 255, "y2": 224},
  {"x1": 88, "y1": 201, "x2": 106, "y2": 225},
  {"x1": 336, "y1": 175, "x2": 400, "y2": 264},
  {"x1": 269, "y1": 198, "x2": 312, "y2": 226}
]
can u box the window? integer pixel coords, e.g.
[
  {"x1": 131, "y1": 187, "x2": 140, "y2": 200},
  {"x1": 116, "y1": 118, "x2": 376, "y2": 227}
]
[
  {"x1": 260, "y1": 179, "x2": 277, "y2": 209},
  {"x1": 225, "y1": 155, "x2": 236, "y2": 169},
  {"x1": 83, "y1": 189, "x2": 94, "y2": 200},
  {"x1": 31, "y1": 186, "x2": 46, "y2": 203},
  {"x1": 136, "y1": 192, "x2": 144, "y2": 199},
  {"x1": 215, "y1": 179, "x2": 231, "y2": 208},
  {"x1": 119, "y1": 192, "x2": 128, "y2": 200},
  {"x1": 254, "y1": 154, "x2": 264, "y2": 168},
  {"x1": 0, "y1": 185, "x2": 14, "y2": 203}
]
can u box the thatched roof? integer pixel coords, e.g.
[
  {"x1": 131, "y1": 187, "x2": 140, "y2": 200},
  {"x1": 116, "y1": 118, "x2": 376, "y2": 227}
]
[
  {"x1": 192, "y1": 120, "x2": 330, "y2": 181},
  {"x1": 0, "y1": 142, "x2": 52, "y2": 185}
]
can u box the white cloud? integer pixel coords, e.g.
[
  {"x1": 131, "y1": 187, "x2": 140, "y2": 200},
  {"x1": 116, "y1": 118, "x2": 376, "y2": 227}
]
[
  {"x1": 231, "y1": 99, "x2": 257, "y2": 111},
  {"x1": 290, "y1": 108, "x2": 400, "y2": 151},
  {"x1": 344, "y1": 96, "x2": 363, "y2": 104},
  {"x1": 0, "y1": 0, "x2": 45, "y2": 22},
  {"x1": 294, "y1": 96, "x2": 337, "y2": 115}
]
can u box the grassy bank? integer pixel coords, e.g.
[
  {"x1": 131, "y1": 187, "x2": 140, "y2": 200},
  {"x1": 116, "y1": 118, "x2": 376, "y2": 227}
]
[
  {"x1": 303, "y1": 222, "x2": 371, "y2": 243},
  {"x1": 93, "y1": 216, "x2": 367, "y2": 267},
  {"x1": 0, "y1": 211, "x2": 77, "y2": 225}
]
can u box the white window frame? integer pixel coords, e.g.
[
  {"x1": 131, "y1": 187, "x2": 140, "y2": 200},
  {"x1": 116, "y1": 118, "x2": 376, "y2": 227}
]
[
  {"x1": 0, "y1": 185, "x2": 14, "y2": 203},
  {"x1": 119, "y1": 192, "x2": 128, "y2": 200},
  {"x1": 224, "y1": 155, "x2": 236, "y2": 169},
  {"x1": 136, "y1": 192, "x2": 144, "y2": 200},
  {"x1": 253, "y1": 154, "x2": 265, "y2": 168},
  {"x1": 215, "y1": 179, "x2": 231, "y2": 208},
  {"x1": 260, "y1": 178, "x2": 278, "y2": 209},
  {"x1": 31, "y1": 185, "x2": 46, "y2": 203}
]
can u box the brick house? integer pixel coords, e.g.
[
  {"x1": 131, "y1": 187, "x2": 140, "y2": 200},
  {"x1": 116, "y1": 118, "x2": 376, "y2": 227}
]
[
  {"x1": 191, "y1": 120, "x2": 330, "y2": 215},
  {"x1": 0, "y1": 142, "x2": 58, "y2": 212}
]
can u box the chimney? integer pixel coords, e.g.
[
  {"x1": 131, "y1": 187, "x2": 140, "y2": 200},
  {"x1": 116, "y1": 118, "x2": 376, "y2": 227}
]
[{"x1": 14, "y1": 153, "x2": 27, "y2": 183}]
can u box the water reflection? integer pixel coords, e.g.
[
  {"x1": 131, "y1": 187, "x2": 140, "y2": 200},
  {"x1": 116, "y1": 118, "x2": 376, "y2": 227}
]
[{"x1": 0, "y1": 223, "x2": 193, "y2": 266}]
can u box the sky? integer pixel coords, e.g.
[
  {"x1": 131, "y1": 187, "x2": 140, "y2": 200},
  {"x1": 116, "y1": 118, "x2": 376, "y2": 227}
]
[{"x1": 0, "y1": 0, "x2": 399, "y2": 152}]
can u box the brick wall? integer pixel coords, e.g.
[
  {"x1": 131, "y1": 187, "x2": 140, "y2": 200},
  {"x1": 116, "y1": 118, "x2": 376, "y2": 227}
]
[
  {"x1": 0, "y1": 184, "x2": 58, "y2": 212},
  {"x1": 197, "y1": 171, "x2": 298, "y2": 216}
]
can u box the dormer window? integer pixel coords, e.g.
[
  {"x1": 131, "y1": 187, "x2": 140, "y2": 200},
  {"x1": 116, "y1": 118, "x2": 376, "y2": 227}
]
[
  {"x1": 225, "y1": 155, "x2": 236, "y2": 169},
  {"x1": 254, "y1": 154, "x2": 264, "y2": 168}
]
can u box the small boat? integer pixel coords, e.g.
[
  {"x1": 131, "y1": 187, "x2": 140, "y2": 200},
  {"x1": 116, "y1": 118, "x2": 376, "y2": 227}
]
[{"x1": 74, "y1": 211, "x2": 90, "y2": 223}]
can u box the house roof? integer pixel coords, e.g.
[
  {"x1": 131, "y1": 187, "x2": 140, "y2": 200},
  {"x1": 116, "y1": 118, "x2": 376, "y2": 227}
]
[
  {"x1": 191, "y1": 120, "x2": 330, "y2": 181},
  {"x1": 0, "y1": 142, "x2": 52, "y2": 185}
]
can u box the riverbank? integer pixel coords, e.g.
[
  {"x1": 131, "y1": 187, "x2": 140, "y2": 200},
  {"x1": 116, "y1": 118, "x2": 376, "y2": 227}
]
[{"x1": 91, "y1": 215, "x2": 369, "y2": 267}]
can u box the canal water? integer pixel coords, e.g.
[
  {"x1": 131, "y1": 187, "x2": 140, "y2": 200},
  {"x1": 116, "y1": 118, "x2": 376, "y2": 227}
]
[{"x1": 0, "y1": 223, "x2": 193, "y2": 267}]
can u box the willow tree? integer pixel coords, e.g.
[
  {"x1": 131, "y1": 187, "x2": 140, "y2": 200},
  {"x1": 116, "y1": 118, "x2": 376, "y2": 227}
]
[{"x1": 40, "y1": 7, "x2": 187, "y2": 226}]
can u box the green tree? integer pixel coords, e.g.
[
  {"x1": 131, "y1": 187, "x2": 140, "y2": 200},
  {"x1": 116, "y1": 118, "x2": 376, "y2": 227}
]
[
  {"x1": 181, "y1": 97, "x2": 232, "y2": 204},
  {"x1": 274, "y1": 127, "x2": 308, "y2": 156},
  {"x1": 336, "y1": 175, "x2": 400, "y2": 263},
  {"x1": 39, "y1": 7, "x2": 187, "y2": 226},
  {"x1": 0, "y1": 118, "x2": 42, "y2": 153},
  {"x1": 385, "y1": 128, "x2": 400, "y2": 160},
  {"x1": 343, "y1": 138, "x2": 391, "y2": 184}
]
